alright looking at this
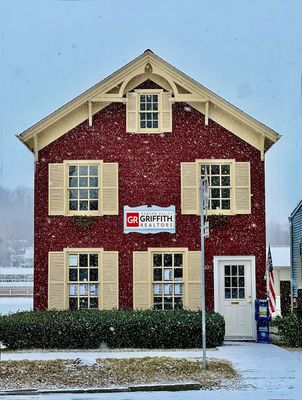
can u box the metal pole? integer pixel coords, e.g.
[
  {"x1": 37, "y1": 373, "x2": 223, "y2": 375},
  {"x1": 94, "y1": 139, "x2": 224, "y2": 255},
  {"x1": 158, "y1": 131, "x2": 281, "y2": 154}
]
[{"x1": 200, "y1": 178, "x2": 207, "y2": 369}]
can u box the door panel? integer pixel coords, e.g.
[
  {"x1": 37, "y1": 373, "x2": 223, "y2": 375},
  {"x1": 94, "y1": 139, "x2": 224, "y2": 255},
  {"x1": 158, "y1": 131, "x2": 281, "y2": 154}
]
[{"x1": 218, "y1": 260, "x2": 253, "y2": 339}]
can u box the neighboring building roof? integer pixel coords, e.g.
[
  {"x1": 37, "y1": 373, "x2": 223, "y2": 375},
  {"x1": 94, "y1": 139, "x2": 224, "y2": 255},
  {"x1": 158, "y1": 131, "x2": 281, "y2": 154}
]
[
  {"x1": 17, "y1": 49, "x2": 280, "y2": 157},
  {"x1": 289, "y1": 200, "x2": 302, "y2": 220},
  {"x1": 267, "y1": 246, "x2": 290, "y2": 268}
]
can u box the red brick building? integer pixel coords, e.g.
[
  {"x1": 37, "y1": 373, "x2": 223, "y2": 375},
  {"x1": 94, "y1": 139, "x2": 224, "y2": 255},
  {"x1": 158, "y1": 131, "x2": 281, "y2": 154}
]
[{"x1": 18, "y1": 50, "x2": 280, "y2": 339}]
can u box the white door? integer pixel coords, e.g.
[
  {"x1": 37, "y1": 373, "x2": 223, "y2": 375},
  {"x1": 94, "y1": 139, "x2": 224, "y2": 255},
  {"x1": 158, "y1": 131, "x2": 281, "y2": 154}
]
[{"x1": 216, "y1": 258, "x2": 255, "y2": 340}]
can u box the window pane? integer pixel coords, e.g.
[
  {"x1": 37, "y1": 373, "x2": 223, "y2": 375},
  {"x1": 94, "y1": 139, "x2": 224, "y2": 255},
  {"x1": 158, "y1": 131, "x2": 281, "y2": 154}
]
[
  {"x1": 232, "y1": 265, "x2": 237, "y2": 275},
  {"x1": 69, "y1": 189, "x2": 78, "y2": 199},
  {"x1": 90, "y1": 254, "x2": 98, "y2": 267},
  {"x1": 153, "y1": 95, "x2": 158, "y2": 102},
  {"x1": 90, "y1": 201, "x2": 98, "y2": 210},
  {"x1": 164, "y1": 269, "x2": 172, "y2": 281},
  {"x1": 69, "y1": 269, "x2": 78, "y2": 281},
  {"x1": 174, "y1": 254, "x2": 183, "y2": 267},
  {"x1": 153, "y1": 120, "x2": 158, "y2": 128},
  {"x1": 221, "y1": 188, "x2": 230, "y2": 198},
  {"x1": 69, "y1": 166, "x2": 78, "y2": 176},
  {"x1": 211, "y1": 165, "x2": 220, "y2": 174},
  {"x1": 224, "y1": 265, "x2": 230, "y2": 275},
  {"x1": 232, "y1": 288, "x2": 238, "y2": 298},
  {"x1": 79, "y1": 201, "x2": 88, "y2": 210},
  {"x1": 225, "y1": 288, "x2": 231, "y2": 299},
  {"x1": 89, "y1": 166, "x2": 98, "y2": 176},
  {"x1": 69, "y1": 177, "x2": 78, "y2": 187},
  {"x1": 222, "y1": 200, "x2": 230, "y2": 210},
  {"x1": 69, "y1": 201, "x2": 78, "y2": 210},
  {"x1": 232, "y1": 277, "x2": 238, "y2": 287},
  {"x1": 153, "y1": 284, "x2": 162, "y2": 295},
  {"x1": 79, "y1": 284, "x2": 89, "y2": 295},
  {"x1": 90, "y1": 298, "x2": 98, "y2": 309},
  {"x1": 211, "y1": 176, "x2": 220, "y2": 186},
  {"x1": 89, "y1": 177, "x2": 98, "y2": 187},
  {"x1": 140, "y1": 103, "x2": 145, "y2": 111},
  {"x1": 147, "y1": 121, "x2": 152, "y2": 128},
  {"x1": 140, "y1": 95, "x2": 145, "y2": 102},
  {"x1": 164, "y1": 284, "x2": 173, "y2": 295},
  {"x1": 238, "y1": 265, "x2": 244, "y2": 275},
  {"x1": 153, "y1": 103, "x2": 158, "y2": 111},
  {"x1": 239, "y1": 277, "x2": 244, "y2": 287},
  {"x1": 140, "y1": 121, "x2": 146, "y2": 128},
  {"x1": 224, "y1": 277, "x2": 230, "y2": 287},
  {"x1": 147, "y1": 113, "x2": 152, "y2": 120},
  {"x1": 79, "y1": 189, "x2": 88, "y2": 199},
  {"x1": 153, "y1": 297, "x2": 162, "y2": 310},
  {"x1": 79, "y1": 177, "x2": 88, "y2": 187},
  {"x1": 79, "y1": 298, "x2": 88, "y2": 309},
  {"x1": 90, "y1": 189, "x2": 98, "y2": 199},
  {"x1": 221, "y1": 176, "x2": 230, "y2": 186},
  {"x1": 174, "y1": 297, "x2": 183, "y2": 309},
  {"x1": 69, "y1": 284, "x2": 78, "y2": 296},
  {"x1": 69, "y1": 298, "x2": 78, "y2": 310},
  {"x1": 153, "y1": 268, "x2": 162, "y2": 281},
  {"x1": 153, "y1": 254, "x2": 162, "y2": 267},
  {"x1": 90, "y1": 269, "x2": 98, "y2": 281},
  {"x1": 239, "y1": 288, "x2": 245, "y2": 299},
  {"x1": 164, "y1": 297, "x2": 173, "y2": 310},
  {"x1": 211, "y1": 200, "x2": 220, "y2": 209},
  {"x1": 221, "y1": 165, "x2": 230, "y2": 175},
  {"x1": 211, "y1": 188, "x2": 220, "y2": 198},
  {"x1": 90, "y1": 284, "x2": 99, "y2": 296},
  {"x1": 174, "y1": 268, "x2": 183, "y2": 281},
  {"x1": 79, "y1": 254, "x2": 88, "y2": 267},
  {"x1": 79, "y1": 166, "x2": 88, "y2": 175},
  {"x1": 164, "y1": 254, "x2": 172, "y2": 267},
  {"x1": 79, "y1": 269, "x2": 88, "y2": 281},
  {"x1": 69, "y1": 254, "x2": 78, "y2": 267},
  {"x1": 174, "y1": 284, "x2": 183, "y2": 295}
]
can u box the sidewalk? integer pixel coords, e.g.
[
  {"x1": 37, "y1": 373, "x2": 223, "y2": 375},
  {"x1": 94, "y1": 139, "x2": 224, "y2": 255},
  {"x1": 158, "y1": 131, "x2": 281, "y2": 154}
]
[{"x1": 1, "y1": 342, "x2": 301, "y2": 399}]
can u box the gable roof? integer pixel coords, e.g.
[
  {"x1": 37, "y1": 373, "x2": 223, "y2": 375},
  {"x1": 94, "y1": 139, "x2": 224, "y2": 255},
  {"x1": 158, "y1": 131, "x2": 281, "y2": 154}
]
[
  {"x1": 289, "y1": 200, "x2": 302, "y2": 220},
  {"x1": 17, "y1": 49, "x2": 280, "y2": 156}
]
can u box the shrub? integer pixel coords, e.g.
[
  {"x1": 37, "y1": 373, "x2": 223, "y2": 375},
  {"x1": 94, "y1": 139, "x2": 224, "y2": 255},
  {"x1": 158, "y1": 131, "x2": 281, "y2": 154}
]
[
  {"x1": 0, "y1": 309, "x2": 224, "y2": 350},
  {"x1": 274, "y1": 312, "x2": 302, "y2": 347}
]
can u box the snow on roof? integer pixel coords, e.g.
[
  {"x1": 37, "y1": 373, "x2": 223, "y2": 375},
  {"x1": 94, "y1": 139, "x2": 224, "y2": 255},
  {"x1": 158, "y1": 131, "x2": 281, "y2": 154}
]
[{"x1": 267, "y1": 246, "x2": 290, "y2": 267}]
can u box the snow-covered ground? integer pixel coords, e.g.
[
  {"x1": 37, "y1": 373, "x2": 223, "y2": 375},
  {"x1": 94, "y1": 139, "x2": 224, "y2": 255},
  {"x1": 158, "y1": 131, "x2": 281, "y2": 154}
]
[
  {"x1": 1, "y1": 342, "x2": 301, "y2": 399},
  {"x1": 0, "y1": 297, "x2": 33, "y2": 315}
]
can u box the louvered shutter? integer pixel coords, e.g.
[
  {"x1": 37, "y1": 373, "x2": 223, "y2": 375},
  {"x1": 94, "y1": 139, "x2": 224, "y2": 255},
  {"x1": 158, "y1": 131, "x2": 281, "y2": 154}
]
[
  {"x1": 126, "y1": 92, "x2": 138, "y2": 132},
  {"x1": 101, "y1": 251, "x2": 119, "y2": 309},
  {"x1": 187, "y1": 251, "x2": 202, "y2": 310},
  {"x1": 181, "y1": 162, "x2": 198, "y2": 214},
  {"x1": 234, "y1": 162, "x2": 251, "y2": 214},
  {"x1": 102, "y1": 163, "x2": 118, "y2": 215},
  {"x1": 48, "y1": 251, "x2": 66, "y2": 310},
  {"x1": 48, "y1": 163, "x2": 65, "y2": 215},
  {"x1": 133, "y1": 252, "x2": 151, "y2": 309},
  {"x1": 161, "y1": 92, "x2": 172, "y2": 132}
]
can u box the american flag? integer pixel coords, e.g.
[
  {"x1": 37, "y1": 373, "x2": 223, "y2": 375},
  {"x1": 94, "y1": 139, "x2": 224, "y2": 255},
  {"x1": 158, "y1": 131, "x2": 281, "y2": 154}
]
[{"x1": 267, "y1": 245, "x2": 276, "y2": 316}]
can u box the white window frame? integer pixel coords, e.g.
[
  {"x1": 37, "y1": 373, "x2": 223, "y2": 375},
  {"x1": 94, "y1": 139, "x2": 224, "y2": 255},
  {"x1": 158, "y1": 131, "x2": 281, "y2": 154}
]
[
  {"x1": 135, "y1": 89, "x2": 163, "y2": 133},
  {"x1": 197, "y1": 159, "x2": 235, "y2": 216},
  {"x1": 64, "y1": 160, "x2": 103, "y2": 217}
]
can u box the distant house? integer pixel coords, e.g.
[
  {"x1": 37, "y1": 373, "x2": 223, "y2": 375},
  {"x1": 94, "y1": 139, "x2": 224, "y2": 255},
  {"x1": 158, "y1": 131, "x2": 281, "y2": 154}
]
[
  {"x1": 289, "y1": 201, "x2": 302, "y2": 305},
  {"x1": 17, "y1": 50, "x2": 280, "y2": 340}
]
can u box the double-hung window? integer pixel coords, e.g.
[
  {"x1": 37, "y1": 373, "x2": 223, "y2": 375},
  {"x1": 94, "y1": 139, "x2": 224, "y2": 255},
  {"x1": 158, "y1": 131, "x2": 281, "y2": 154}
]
[{"x1": 139, "y1": 94, "x2": 159, "y2": 130}]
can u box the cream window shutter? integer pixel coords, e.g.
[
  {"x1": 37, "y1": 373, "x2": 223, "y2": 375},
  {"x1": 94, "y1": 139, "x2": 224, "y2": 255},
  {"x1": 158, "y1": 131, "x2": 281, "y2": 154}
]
[
  {"x1": 181, "y1": 162, "x2": 198, "y2": 214},
  {"x1": 234, "y1": 162, "x2": 251, "y2": 214},
  {"x1": 133, "y1": 252, "x2": 151, "y2": 309},
  {"x1": 102, "y1": 163, "x2": 118, "y2": 215},
  {"x1": 101, "y1": 251, "x2": 119, "y2": 310},
  {"x1": 186, "y1": 251, "x2": 202, "y2": 310},
  {"x1": 48, "y1": 251, "x2": 66, "y2": 310},
  {"x1": 126, "y1": 92, "x2": 138, "y2": 132},
  {"x1": 48, "y1": 163, "x2": 65, "y2": 215},
  {"x1": 161, "y1": 92, "x2": 172, "y2": 132}
]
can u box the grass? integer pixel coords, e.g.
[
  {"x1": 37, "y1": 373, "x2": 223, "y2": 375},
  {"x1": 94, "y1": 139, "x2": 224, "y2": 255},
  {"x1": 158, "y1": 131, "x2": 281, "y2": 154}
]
[{"x1": 0, "y1": 357, "x2": 241, "y2": 391}]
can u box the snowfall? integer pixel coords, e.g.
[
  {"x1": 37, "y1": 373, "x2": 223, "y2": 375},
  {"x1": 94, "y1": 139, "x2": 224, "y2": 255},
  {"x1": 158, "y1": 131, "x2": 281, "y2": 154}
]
[{"x1": 0, "y1": 298, "x2": 301, "y2": 399}]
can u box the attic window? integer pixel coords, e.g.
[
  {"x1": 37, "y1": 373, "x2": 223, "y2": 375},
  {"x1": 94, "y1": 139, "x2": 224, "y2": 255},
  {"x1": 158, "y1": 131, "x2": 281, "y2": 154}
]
[{"x1": 139, "y1": 94, "x2": 159, "y2": 129}]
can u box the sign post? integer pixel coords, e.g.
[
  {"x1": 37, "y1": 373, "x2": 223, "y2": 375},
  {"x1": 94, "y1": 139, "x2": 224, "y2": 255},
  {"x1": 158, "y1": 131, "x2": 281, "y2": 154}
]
[{"x1": 200, "y1": 174, "x2": 209, "y2": 369}]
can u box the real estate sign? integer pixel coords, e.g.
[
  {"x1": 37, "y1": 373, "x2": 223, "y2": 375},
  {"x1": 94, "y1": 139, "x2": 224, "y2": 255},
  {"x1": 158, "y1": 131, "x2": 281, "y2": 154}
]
[{"x1": 124, "y1": 205, "x2": 176, "y2": 234}]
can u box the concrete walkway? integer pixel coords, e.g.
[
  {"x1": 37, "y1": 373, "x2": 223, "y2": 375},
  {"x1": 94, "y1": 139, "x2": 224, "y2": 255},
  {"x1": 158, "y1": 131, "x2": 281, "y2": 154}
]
[{"x1": 1, "y1": 342, "x2": 301, "y2": 399}]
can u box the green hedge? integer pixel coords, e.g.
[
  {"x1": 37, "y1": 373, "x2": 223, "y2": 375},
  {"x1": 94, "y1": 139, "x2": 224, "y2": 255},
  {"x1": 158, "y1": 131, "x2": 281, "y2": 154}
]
[
  {"x1": 0, "y1": 309, "x2": 225, "y2": 350},
  {"x1": 274, "y1": 312, "x2": 302, "y2": 347}
]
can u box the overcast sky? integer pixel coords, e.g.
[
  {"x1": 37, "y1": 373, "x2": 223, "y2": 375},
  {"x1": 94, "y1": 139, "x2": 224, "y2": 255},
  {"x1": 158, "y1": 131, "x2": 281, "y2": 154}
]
[{"x1": 0, "y1": 0, "x2": 301, "y2": 226}]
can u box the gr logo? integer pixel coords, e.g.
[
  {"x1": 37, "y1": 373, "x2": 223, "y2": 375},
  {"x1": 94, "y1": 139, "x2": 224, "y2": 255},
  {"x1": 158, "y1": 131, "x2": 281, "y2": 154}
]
[{"x1": 126, "y1": 212, "x2": 140, "y2": 227}]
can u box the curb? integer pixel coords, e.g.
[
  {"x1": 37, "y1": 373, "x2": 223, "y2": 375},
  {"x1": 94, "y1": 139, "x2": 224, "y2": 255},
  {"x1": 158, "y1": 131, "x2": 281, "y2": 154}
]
[{"x1": 0, "y1": 383, "x2": 201, "y2": 396}]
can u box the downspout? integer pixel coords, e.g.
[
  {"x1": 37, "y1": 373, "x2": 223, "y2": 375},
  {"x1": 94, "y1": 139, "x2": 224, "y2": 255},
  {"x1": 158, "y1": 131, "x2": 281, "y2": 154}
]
[{"x1": 289, "y1": 216, "x2": 294, "y2": 312}]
